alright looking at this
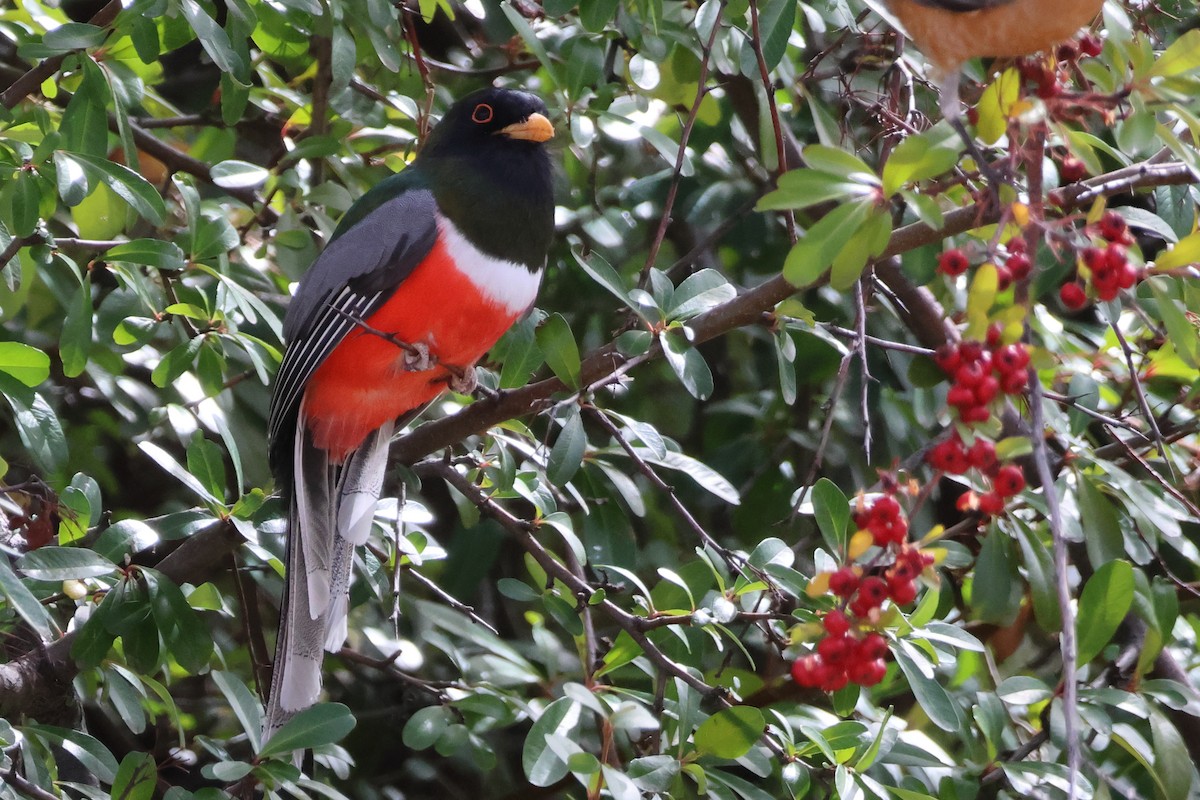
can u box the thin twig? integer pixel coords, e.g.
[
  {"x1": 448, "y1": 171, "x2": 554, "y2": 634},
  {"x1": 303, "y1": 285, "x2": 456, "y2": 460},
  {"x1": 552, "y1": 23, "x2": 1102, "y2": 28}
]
[
  {"x1": 1107, "y1": 317, "x2": 1173, "y2": 478},
  {"x1": 639, "y1": 0, "x2": 728, "y2": 288},
  {"x1": 746, "y1": 0, "x2": 796, "y2": 242}
]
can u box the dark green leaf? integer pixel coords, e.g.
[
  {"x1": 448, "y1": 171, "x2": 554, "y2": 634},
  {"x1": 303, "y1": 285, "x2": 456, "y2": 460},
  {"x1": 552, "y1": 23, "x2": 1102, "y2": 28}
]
[
  {"x1": 60, "y1": 59, "x2": 111, "y2": 158},
  {"x1": 757, "y1": 0, "x2": 797, "y2": 70},
  {"x1": 186, "y1": 432, "x2": 227, "y2": 502},
  {"x1": 54, "y1": 150, "x2": 90, "y2": 206},
  {"x1": 972, "y1": 531, "x2": 1022, "y2": 625},
  {"x1": 403, "y1": 706, "x2": 452, "y2": 750},
  {"x1": 783, "y1": 200, "x2": 871, "y2": 288},
  {"x1": 60, "y1": 279, "x2": 92, "y2": 378},
  {"x1": 22, "y1": 725, "x2": 119, "y2": 783},
  {"x1": 535, "y1": 313, "x2": 581, "y2": 390},
  {"x1": 17, "y1": 547, "x2": 116, "y2": 581},
  {"x1": 547, "y1": 406, "x2": 587, "y2": 486},
  {"x1": 179, "y1": 0, "x2": 247, "y2": 78},
  {"x1": 522, "y1": 698, "x2": 579, "y2": 786},
  {"x1": 661, "y1": 327, "x2": 713, "y2": 400},
  {"x1": 0, "y1": 556, "x2": 57, "y2": 641},
  {"x1": 105, "y1": 239, "x2": 187, "y2": 271},
  {"x1": 42, "y1": 23, "x2": 108, "y2": 52},
  {"x1": 812, "y1": 478, "x2": 850, "y2": 555},
  {"x1": 111, "y1": 751, "x2": 157, "y2": 800},
  {"x1": 0, "y1": 374, "x2": 68, "y2": 474},
  {"x1": 258, "y1": 703, "x2": 357, "y2": 758},
  {"x1": 1076, "y1": 560, "x2": 1134, "y2": 665},
  {"x1": 212, "y1": 671, "x2": 263, "y2": 752},
  {"x1": 61, "y1": 152, "x2": 166, "y2": 225}
]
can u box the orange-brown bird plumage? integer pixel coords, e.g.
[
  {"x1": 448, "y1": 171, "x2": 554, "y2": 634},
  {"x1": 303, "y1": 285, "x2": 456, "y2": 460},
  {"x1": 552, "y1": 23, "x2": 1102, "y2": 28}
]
[{"x1": 887, "y1": 0, "x2": 1105, "y2": 117}]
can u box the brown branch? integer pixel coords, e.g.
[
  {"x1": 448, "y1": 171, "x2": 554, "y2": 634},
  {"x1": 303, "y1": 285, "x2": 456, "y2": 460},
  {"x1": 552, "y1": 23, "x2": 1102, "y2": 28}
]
[
  {"x1": 0, "y1": 0, "x2": 122, "y2": 109},
  {"x1": 392, "y1": 154, "x2": 1193, "y2": 468}
]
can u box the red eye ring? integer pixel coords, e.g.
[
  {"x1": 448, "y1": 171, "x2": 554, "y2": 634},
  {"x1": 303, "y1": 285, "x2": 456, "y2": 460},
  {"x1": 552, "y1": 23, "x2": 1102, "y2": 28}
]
[{"x1": 471, "y1": 103, "x2": 494, "y2": 124}]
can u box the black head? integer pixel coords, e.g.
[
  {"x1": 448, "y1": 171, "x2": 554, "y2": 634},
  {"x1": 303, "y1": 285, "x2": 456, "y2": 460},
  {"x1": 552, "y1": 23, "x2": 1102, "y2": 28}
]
[
  {"x1": 420, "y1": 87, "x2": 554, "y2": 159},
  {"x1": 416, "y1": 87, "x2": 555, "y2": 268}
]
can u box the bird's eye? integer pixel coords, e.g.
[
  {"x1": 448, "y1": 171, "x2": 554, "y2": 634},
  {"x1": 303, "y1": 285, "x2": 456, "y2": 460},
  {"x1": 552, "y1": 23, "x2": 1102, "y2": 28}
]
[{"x1": 471, "y1": 103, "x2": 494, "y2": 124}]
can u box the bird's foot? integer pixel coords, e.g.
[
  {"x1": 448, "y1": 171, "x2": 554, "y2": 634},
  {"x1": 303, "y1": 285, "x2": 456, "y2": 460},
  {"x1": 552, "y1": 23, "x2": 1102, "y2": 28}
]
[
  {"x1": 445, "y1": 364, "x2": 478, "y2": 395},
  {"x1": 404, "y1": 342, "x2": 434, "y2": 372}
]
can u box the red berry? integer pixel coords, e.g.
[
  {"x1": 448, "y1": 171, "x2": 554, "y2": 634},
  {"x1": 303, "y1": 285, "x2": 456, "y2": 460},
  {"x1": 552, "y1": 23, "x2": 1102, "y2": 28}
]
[
  {"x1": 824, "y1": 610, "x2": 851, "y2": 637},
  {"x1": 946, "y1": 385, "x2": 976, "y2": 409},
  {"x1": 829, "y1": 567, "x2": 860, "y2": 598},
  {"x1": 1060, "y1": 282, "x2": 1088, "y2": 309},
  {"x1": 986, "y1": 323, "x2": 1003, "y2": 349},
  {"x1": 995, "y1": 265, "x2": 1014, "y2": 291},
  {"x1": 1081, "y1": 246, "x2": 1106, "y2": 272},
  {"x1": 888, "y1": 577, "x2": 918, "y2": 606},
  {"x1": 1118, "y1": 262, "x2": 1138, "y2": 289},
  {"x1": 1098, "y1": 211, "x2": 1126, "y2": 242},
  {"x1": 967, "y1": 439, "x2": 997, "y2": 472},
  {"x1": 1060, "y1": 156, "x2": 1088, "y2": 183},
  {"x1": 1079, "y1": 33, "x2": 1103, "y2": 57},
  {"x1": 974, "y1": 375, "x2": 1000, "y2": 405},
  {"x1": 977, "y1": 491, "x2": 1005, "y2": 516},
  {"x1": 1036, "y1": 73, "x2": 1061, "y2": 99},
  {"x1": 960, "y1": 404, "x2": 992, "y2": 424},
  {"x1": 860, "y1": 659, "x2": 888, "y2": 687},
  {"x1": 1006, "y1": 252, "x2": 1032, "y2": 281},
  {"x1": 960, "y1": 341, "x2": 985, "y2": 363},
  {"x1": 994, "y1": 464, "x2": 1026, "y2": 497},
  {"x1": 933, "y1": 343, "x2": 961, "y2": 375},
  {"x1": 1000, "y1": 369, "x2": 1028, "y2": 395},
  {"x1": 993, "y1": 343, "x2": 1030, "y2": 374},
  {"x1": 857, "y1": 577, "x2": 889, "y2": 610},
  {"x1": 1006, "y1": 237, "x2": 1027, "y2": 254},
  {"x1": 955, "y1": 360, "x2": 988, "y2": 388},
  {"x1": 821, "y1": 671, "x2": 850, "y2": 693},
  {"x1": 1105, "y1": 243, "x2": 1128, "y2": 270},
  {"x1": 1056, "y1": 41, "x2": 1079, "y2": 62},
  {"x1": 858, "y1": 632, "x2": 889, "y2": 661},
  {"x1": 818, "y1": 634, "x2": 852, "y2": 665},
  {"x1": 938, "y1": 249, "x2": 970, "y2": 277},
  {"x1": 791, "y1": 655, "x2": 822, "y2": 687}
]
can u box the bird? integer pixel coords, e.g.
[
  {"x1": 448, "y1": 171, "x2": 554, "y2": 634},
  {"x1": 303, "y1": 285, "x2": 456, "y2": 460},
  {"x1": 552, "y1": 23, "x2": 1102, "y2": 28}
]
[
  {"x1": 883, "y1": 0, "x2": 1105, "y2": 175},
  {"x1": 263, "y1": 87, "x2": 555, "y2": 741}
]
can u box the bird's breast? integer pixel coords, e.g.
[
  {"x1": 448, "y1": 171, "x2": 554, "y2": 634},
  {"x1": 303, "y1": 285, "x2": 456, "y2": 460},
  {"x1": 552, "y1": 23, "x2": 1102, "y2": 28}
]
[{"x1": 301, "y1": 219, "x2": 543, "y2": 461}]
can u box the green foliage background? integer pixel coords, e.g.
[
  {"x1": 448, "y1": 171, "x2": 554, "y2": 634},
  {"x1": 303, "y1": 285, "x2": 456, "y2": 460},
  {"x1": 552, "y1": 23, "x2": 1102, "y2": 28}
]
[{"x1": 0, "y1": 0, "x2": 1199, "y2": 797}]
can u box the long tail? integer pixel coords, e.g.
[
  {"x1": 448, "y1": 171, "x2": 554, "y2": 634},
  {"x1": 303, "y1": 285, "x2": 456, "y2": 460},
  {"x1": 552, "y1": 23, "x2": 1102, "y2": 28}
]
[{"x1": 263, "y1": 406, "x2": 394, "y2": 743}]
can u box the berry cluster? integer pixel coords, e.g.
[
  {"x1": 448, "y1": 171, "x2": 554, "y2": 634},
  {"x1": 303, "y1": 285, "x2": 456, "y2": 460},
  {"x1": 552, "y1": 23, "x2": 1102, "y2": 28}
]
[
  {"x1": 1016, "y1": 32, "x2": 1104, "y2": 101},
  {"x1": 1060, "y1": 211, "x2": 1140, "y2": 308},
  {"x1": 792, "y1": 495, "x2": 935, "y2": 692},
  {"x1": 932, "y1": 332, "x2": 1030, "y2": 425},
  {"x1": 927, "y1": 431, "x2": 1026, "y2": 515},
  {"x1": 937, "y1": 239, "x2": 1031, "y2": 290}
]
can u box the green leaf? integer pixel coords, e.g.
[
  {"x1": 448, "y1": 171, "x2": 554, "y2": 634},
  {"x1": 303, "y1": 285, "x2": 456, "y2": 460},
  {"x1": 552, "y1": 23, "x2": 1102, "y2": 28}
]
[
  {"x1": 882, "y1": 124, "x2": 962, "y2": 195},
  {"x1": 0, "y1": 375, "x2": 68, "y2": 474},
  {"x1": 972, "y1": 529, "x2": 1022, "y2": 625},
  {"x1": 1076, "y1": 560, "x2": 1134, "y2": 665},
  {"x1": 402, "y1": 706, "x2": 452, "y2": 750},
  {"x1": 61, "y1": 280, "x2": 93, "y2": 378},
  {"x1": 642, "y1": 449, "x2": 739, "y2": 505},
  {"x1": 496, "y1": 312, "x2": 545, "y2": 389},
  {"x1": 186, "y1": 432, "x2": 227, "y2": 502},
  {"x1": 17, "y1": 547, "x2": 116, "y2": 581},
  {"x1": 149, "y1": 569, "x2": 214, "y2": 673},
  {"x1": 693, "y1": 707, "x2": 765, "y2": 759},
  {"x1": 61, "y1": 152, "x2": 166, "y2": 225},
  {"x1": 179, "y1": 0, "x2": 247, "y2": 78},
  {"x1": 42, "y1": 22, "x2": 109, "y2": 52},
  {"x1": 572, "y1": 250, "x2": 634, "y2": 309},
  {"x1": 812, "y1": 478, "x2": 850, "y2": 556},
  {"x1": 0, "y1": 341, "x2": 51, "y2": 387},
  {"x1": 258, "y1": 703, "x2": 357, "y2": 758},
  {"x1": 500, "y1": 1, "x2": 561, "y2": 87},
  {"x1": 138, "y1": 441, "x2": 222, "y2": 506},
  {"x1": 1149, "y1": 708, "x2": 1194, "y2": 800},
  {"x1": 660, "y1": 327, "x2": 713, "y2": 400},
  {"x1": 783, "y1": 201, "x2": 872, "y2": 288},
  {"x1": 210, "y1": 160, "x2": 269, "y2": 189},
  {"x1": 21, "y1": 725, "x2": 119, "y2": 783},
  {"x1": 1014, "y1": 522, "x2": 1061, "y2": 632},
  {"x1": 892, "y1": 642, "x2": 961, "y2": 732},
  {"x1": 535, "y1": 313, "x2": 581, "y2": 390},
  {"x1": 59, "y1": 59, "x2": 111, "y2": 158},
  {"x1": 547, "y1": 406, "x2": 587, "y2": 486},
  {"x1": 110, "y1": 751, "x2": 157, "y2": 800},
  {"x1": 0, "y1": 556, "x2": 57, "y2": 641},
  {"x1": 667, "y1": 269, "x2": 736, "y2": 320},
  {"x1": 151, "y1": 336, "x2": 203, "y2": 388},
  {"x1": 54, "y1": 150, "x2": 90, "y2": 206},
  {"x1": 212, "y1": 671, "x2": 263, "y2": 753},
  {"x1": 105, "y1": 239, "x2": 187, "y2": 271},
  {"x1": 758, "y1": 168, "x2": 878, "y2": 212},
  {"x1": 756, "y1": 0, "x2": 797, "y2": 70},
  {"x1": 522, "y1": 698, "x2": 579, "y2": 786},
  {"x1": 1147, "y1": 29, "x2": 1200, "y2": 78},
  {"x1": 801, "y1": 144, "x2": 875, "y2": 178}
]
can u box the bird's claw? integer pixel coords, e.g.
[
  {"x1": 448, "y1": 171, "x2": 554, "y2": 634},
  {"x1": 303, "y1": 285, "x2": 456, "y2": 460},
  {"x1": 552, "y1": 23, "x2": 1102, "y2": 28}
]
[
  {"x1": 404, "y1": 342, "x2": 433, "y2": 372},
  {"x1": 446, "y1": 365, "x2": 478, "y2": 395}
]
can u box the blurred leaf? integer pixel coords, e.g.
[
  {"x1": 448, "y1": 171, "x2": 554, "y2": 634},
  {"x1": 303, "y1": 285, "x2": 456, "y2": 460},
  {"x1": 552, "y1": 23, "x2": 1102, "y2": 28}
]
[
  {"x1": 547, "y1": 406, "x2": 587, "y2": 486},
  {"x1": 105, "y1": 239, "x2": 187, "y2": 271},
  {"x1": 60, "y1": 279, "x2": 93, "y2": 378},
  {"x1": 0, "y1": 557, "x2": 57, "y2": 641},
  {"x1": 694, "y1": 707, "x2": 765, "y2": 759},
  {"x1": 756, "y1": 0, "x2": 797, "y2": 70},
  {"x1": 403, "y1": 706, "x2": 452, "y2": 750},
  {"x1": 212, "y1": 671, "x2": 263, "y2": 753},
  {"x1": 1076, "y1": 560, "x2": 1134, "y2": 665},
  {"x1": 522, "y1": 698, "x2": 579, "y2": 786},
  {"x1": 22, "y1": 725, "x2": 118, "y2": 783},
  {"x1": 18, "y1": 547, "x2": 116, "y2": 581},
  {"x1": 61, "y1": 152, "x2": 166, "y2": 225}
]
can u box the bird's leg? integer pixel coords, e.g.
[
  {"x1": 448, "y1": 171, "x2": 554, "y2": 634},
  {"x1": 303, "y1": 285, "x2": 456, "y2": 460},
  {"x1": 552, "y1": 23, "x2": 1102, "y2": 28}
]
[
  {"x1": 403, "y1": 341, "x2": 434, "y2": 372},
  {"x1": 444, "y1": 363, "x2": 478, "y2": 396}
]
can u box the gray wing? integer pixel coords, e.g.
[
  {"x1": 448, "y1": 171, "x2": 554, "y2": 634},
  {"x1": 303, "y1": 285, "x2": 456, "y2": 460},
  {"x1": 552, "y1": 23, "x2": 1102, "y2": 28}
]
[{"x1": 267, "y1": 188, "x2": 439, "y2": 470}]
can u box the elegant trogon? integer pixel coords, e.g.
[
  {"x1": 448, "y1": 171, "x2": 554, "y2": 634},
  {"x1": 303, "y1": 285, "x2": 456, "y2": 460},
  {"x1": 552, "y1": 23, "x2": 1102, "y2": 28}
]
[{"x1": 264, "y1": 87, "x2": 554, "y2": 738}]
